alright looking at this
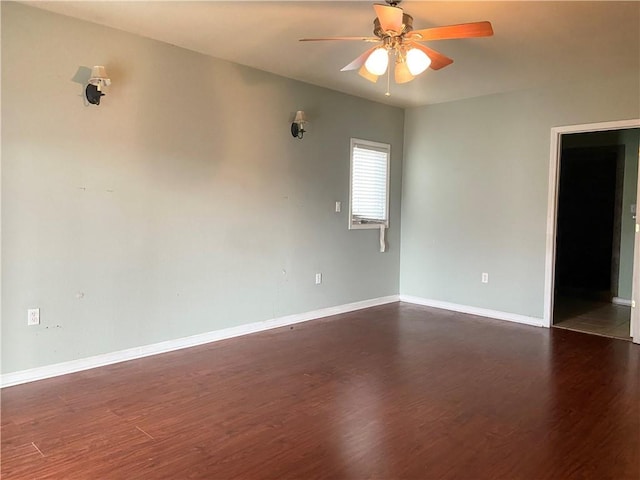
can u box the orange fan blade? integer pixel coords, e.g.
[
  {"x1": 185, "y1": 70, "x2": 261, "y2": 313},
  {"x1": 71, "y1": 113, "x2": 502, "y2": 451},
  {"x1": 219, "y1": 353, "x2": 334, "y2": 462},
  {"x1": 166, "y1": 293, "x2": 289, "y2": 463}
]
[
  {"x1": 407, "y1": 42, "x2": 453, "y2": 70},
  {"x1": 299, "y1": 36, "x2": 378, "y2": 42},
  {"x1": 341, "y1": 46, "x2": 378, "y2": 71},
  {"x1": 358, "y1": 65, "x2": 379, "y2": 83},
  {"x1": 394, "y1": 62, "x2": 414, "y2": 84},
  {"x1": 373, "y1": 4, "x2": 403, "y2": 33},
  {"x1": 408, "y1": 21, "x2": 493, "y2": 41}
]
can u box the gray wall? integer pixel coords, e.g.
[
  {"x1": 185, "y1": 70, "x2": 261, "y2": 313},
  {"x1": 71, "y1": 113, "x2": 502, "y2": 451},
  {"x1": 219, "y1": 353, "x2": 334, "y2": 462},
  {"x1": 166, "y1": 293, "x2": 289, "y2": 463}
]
[
  {"x1": 401, "y1": 76, "x2": 640, "y2": 319},
  {"x1": 562, "y1": 129, "x2": 640, "y2": 300},
  {"x1": 619, "y1": 130, "x2": 640, "y2": 299},
  {"x1": 1, "y1": 3, "x2": 404, "y2": 374}
]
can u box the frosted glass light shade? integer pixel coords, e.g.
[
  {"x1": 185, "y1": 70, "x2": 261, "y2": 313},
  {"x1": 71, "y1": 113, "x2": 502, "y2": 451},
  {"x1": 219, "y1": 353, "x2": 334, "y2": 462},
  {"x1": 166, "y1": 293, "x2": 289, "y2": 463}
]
[
  {"x1": 365, "y1": 48, "x2": 389, "y2": 76},
  {"x1": 406, "y1": 48, "x2": 431, "y2": 75}
]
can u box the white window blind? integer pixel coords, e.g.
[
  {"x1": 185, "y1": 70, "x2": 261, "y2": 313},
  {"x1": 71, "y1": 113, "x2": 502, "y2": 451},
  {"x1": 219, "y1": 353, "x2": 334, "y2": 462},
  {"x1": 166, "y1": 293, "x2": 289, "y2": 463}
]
[{"x1": 350, "y1": 139, "x2": 390, "y2": 228}]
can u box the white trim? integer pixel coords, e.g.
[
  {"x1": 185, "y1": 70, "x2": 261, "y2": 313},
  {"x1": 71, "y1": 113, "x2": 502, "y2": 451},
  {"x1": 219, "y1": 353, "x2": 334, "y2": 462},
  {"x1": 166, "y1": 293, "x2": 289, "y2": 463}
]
[
  {"x1": 543, "y1": 126, "x2": 562, "y2": 328},
  {"x1": 633, "y1": 136, "x2": 640, "y2": 344},
  {"x1": 612, "y1": 297, "x2": 633, "y2": 307},
  {"x1": 400, "y1": 295, "x2": 544, "y2": 327},
  {"x1": 543, "y1": 119, "x2": 640, "y2": 330},
  {"x1": 550, "y1": 119, "x2": 640, "y2": 135},
  {"x1": 1, "y1": 295, "x2": 400, "y2": 388}
]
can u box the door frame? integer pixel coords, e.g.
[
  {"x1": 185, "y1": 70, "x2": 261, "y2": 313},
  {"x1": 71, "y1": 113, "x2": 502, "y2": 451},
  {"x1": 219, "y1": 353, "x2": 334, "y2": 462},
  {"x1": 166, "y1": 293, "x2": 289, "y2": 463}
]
[{"x1": 543, "y1": 118, "x2": 640, "y2": 343}]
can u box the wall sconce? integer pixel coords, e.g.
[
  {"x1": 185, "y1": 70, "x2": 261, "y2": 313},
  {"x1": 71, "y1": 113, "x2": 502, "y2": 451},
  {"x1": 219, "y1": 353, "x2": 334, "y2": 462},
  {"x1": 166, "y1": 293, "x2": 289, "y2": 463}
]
[
  {"x1": 85, "y1": 66, "x2": 111, "y2": 105},
  {"x1": 291, "y1": 110, "x2": 307, "y2": 139}
]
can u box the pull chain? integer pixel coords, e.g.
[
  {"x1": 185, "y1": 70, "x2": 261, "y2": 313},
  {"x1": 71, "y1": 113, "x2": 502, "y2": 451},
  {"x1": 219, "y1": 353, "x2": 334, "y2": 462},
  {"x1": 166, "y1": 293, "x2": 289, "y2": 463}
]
[{"x1": 385, "y1": 62, "x2": 391, "y2": 97}]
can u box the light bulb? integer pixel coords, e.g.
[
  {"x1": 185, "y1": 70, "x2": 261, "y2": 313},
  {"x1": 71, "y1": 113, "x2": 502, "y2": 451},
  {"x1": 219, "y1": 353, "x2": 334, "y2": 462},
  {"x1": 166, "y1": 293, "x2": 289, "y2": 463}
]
[
  {"x1": 365, "y1": 48, "x2": 389, "y2": 76},
  {"x1": 406, "y1": 48, "x2": 431, "y2": 76}
]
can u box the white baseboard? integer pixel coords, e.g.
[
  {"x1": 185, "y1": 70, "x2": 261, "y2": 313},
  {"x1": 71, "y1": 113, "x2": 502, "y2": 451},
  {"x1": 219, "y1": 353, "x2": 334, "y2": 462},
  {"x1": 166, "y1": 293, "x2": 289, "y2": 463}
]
[
  {"x1": 1, "y1": 295, "x2": 400, "y2": 388},
  {"x1": 399, "y1": 295, "x2": 545, "y2": 328},
  {"x1": 612, "y1": 297, "x2": 632, "y2": 307}
]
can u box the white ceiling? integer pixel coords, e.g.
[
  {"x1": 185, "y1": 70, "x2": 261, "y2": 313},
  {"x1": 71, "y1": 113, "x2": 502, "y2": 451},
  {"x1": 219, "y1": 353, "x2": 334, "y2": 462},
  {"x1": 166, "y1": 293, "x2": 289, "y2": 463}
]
[{"x1": 26, "y1": 1, "x2": 640, "y2": 108}]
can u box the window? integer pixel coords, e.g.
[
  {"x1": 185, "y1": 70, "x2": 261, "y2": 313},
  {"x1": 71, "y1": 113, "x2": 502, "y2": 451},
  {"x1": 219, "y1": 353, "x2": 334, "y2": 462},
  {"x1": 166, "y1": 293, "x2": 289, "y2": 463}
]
[{"x1": 349, "y1": 138, "x2": 390, "y2": 229}]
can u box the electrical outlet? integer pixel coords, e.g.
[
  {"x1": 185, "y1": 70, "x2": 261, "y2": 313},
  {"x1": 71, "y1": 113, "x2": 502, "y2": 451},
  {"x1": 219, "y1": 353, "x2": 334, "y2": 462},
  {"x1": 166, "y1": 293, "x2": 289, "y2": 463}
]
[
  {"x1": 28, "y1": 308, "x2": 40, "y2": 326},
  {"x1": 315, "y1": 273, "x2": 322, "y2": 285},
  {"x1": 335, "y1": 201, "x2": 341, "y2": 213},
  {"x1": 481, "y1": 273, "x2": 489, "y2": 284}
]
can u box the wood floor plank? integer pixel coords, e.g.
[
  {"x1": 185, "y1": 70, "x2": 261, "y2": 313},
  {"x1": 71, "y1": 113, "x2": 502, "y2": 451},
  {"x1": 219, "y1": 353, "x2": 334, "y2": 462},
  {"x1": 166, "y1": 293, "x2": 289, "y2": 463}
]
[{"x1": 1, "y1": 303, "x2": 638, "y2": 479}]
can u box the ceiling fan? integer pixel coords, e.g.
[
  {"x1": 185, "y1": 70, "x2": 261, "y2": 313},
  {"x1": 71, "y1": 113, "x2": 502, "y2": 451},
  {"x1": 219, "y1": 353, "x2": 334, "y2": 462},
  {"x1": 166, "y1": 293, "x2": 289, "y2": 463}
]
[{"x1": 300, "y1": 0, "x2": 493, "y2": 93}]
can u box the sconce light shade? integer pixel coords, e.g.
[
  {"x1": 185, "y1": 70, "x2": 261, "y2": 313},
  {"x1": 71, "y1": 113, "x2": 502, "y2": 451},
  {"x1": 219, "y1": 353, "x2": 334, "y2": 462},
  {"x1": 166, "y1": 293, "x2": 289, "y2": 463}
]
[
  {"x1": 291, "y1": 110, "x2": 307, "y2": 139},
  {"x1": 86, "y1": 65, "x2": 111, "y2": 105},
  {"x1": 89, "y1": 66, "x2": 109, "y2": 83}
]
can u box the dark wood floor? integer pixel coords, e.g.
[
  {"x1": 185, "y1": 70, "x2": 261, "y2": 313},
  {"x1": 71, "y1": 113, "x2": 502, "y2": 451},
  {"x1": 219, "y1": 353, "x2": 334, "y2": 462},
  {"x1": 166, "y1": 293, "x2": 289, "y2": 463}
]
[{"x1": 2, "y1": 302, "x2": 639, "y2": 479}]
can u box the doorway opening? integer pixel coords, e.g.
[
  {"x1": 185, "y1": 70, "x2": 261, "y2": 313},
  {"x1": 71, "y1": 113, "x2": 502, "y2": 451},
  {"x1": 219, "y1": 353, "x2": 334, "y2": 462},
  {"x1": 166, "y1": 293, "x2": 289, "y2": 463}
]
[
  {"x1": 545, "y1": 124, "x2": 640, "y2": 341},
  {"x1": 552, "y1": 134, "x2": 633, "y2": 339}
]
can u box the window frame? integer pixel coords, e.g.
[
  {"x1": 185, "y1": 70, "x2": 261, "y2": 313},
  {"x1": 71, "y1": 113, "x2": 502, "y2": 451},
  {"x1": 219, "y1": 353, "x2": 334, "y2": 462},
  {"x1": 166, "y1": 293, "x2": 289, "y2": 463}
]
[{"x1": 348, "y1": 138, "x2": 391, "y2": 230}]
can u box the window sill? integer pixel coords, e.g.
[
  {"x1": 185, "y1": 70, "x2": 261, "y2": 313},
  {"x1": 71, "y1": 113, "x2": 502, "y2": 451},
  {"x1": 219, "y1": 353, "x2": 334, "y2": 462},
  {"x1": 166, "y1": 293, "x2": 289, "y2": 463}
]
[{"x1": 349, "y1": 222, "x2": 388, "y2": 230}]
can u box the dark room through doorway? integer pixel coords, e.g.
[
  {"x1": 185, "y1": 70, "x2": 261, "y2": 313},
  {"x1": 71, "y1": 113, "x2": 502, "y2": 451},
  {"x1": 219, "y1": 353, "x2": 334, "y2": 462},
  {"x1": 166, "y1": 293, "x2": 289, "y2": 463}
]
[{"x1": 553, "y1": 129, "x2": 639, "y2": 339}]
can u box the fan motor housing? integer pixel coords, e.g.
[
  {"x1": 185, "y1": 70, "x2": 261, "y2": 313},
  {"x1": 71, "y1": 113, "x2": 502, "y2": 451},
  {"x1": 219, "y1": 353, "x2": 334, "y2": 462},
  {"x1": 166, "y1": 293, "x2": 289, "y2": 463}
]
[{"x1": 373, "y1": 13, "x2": 413, "y2": 38}]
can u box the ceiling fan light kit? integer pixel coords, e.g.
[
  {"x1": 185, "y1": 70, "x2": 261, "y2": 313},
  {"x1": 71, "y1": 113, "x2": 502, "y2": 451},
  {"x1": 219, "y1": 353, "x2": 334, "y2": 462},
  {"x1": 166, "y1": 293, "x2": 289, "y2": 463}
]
[{"x1": 300, "y1": 0, "x2": 493, "y2": 94}]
